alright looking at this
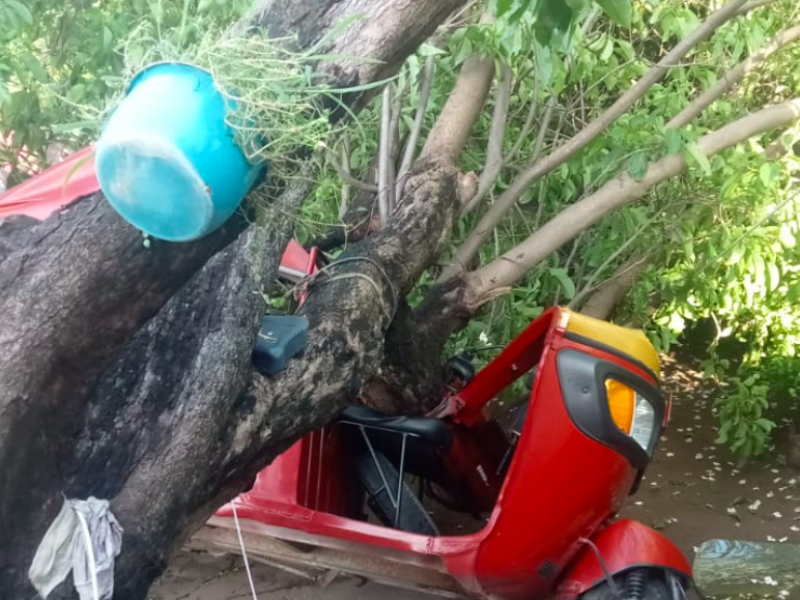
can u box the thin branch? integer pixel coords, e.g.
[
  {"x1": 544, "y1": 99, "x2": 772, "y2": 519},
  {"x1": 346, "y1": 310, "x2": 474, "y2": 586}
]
[
  {"x1": 441, "y1": 0, "x2": 750, "y2": 282},
  {"x1": 464, "y1": 62, "x2": 513, "y2": 214},
  {"x1": 397, "y1": 55, "x2": 436, "y2": 197},
  {"x1": 569, "y1": 210, "x2": 660, "y2": 308},
  {"x1": 338, "y1": 136, "x2": 351, "y2": 219},
  {"x1": 323, "y1": 143, "x2": 379, "y2": 193},
  {"x1": 470, "y1": 98, "x2": 800, "y2": 296},
  {"x1": 668, "y1": 24, "x2": 800, "y2": 129},
  {"x1": 503, "y1": 77, "x2": 540, "y2": 166},
  {"x1": 553, "y1": 231, "x2": 585, "y2": 305},
  {"x1": 509, "y1": 10, "x2": 602, "y2": 174},
  {"x1": 378, "y1": 85, "x2": 394, "y2": 225},
  {"x1": 498, "y1": 10, "x2": 601, "y2": 190},
  {"x1": 387, "y1": 76, "x2": 408, "y2": 212},
  {"x1": 530, "y1": 100, "x2": 557, "y2": 164}
]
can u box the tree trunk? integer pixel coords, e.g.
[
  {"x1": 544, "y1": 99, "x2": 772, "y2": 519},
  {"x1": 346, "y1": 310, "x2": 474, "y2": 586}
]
[{"x1": 0, "y1": 1, "x2": 469, "y2": 598}]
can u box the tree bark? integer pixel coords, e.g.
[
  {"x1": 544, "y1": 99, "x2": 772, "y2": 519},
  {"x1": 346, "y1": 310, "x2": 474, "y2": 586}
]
[
  {"x1": 578, "y1": 258, "x2": 649, "y2": 320},
  {"x1": 0, "y1": 194, "x2": 244, "y2": 597},
  {"x1": 0, "y1": 1, "x2": 468, "y2": 598}
]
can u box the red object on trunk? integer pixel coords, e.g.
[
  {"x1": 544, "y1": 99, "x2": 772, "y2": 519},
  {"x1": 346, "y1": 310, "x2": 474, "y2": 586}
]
[{"x1": 0, "y1": 147, "x2": 98, "y2": 220}]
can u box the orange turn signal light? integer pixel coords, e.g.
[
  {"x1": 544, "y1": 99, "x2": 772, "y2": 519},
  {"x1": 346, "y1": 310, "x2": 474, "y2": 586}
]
[{"x1": 605, "y1": 379, "x2": 635, "y2": 434}]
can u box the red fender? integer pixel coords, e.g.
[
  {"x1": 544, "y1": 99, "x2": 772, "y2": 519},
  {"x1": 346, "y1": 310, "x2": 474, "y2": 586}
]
[{"x1": 554, "y1": 519, "x2": 692, "y2": 600}]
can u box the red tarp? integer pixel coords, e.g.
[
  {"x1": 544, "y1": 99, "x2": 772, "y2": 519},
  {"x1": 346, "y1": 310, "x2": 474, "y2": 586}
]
[{"x1": 0, "y1": 146, "x2": 99, "y2": 220}]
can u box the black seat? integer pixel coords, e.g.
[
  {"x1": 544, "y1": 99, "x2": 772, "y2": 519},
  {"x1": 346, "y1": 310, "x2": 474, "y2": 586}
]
[{"x1": 339, "y1": 406, "x2": 452, "y2": 450}]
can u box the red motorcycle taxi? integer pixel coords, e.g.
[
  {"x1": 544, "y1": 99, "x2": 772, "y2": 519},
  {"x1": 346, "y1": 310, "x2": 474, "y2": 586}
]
[{"x1": 195, "y1": 303, "x2": 693, "y2": 600}]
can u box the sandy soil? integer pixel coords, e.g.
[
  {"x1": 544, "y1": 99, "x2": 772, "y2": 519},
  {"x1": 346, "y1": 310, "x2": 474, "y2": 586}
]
[{"x1": 149, "y1": 356, "x2": 800, "y2": 600}]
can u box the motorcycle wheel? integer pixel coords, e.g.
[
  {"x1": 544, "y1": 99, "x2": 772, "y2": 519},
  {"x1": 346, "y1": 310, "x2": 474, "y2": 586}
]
[
  {"x1": 578, "y1": 569, "x2": 675, "y2": 600},
  {"x1": 355, "y1": 450, "x2": 439, "y2": 536}
]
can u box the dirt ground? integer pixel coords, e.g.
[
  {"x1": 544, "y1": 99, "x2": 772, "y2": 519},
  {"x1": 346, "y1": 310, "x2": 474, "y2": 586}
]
[
  {"x1": 624, "y1": 355, "x2": 800, "y2": 554},
  {"x1": 149, "y1": 356, "x2": 800, "y2": 600}
]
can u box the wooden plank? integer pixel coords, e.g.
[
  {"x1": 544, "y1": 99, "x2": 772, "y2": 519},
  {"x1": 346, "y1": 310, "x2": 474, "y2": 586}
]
[
  {"x1": 190, "y1": 522, "x2": 464, "y2": 599},
  {"x1": 694, "y1": 539, "x2": 800, "y2": 598}
]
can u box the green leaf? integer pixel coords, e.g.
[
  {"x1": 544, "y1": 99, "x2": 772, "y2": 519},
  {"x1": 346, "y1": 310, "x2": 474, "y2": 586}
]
[
  {"x1": 778, "y1": 224, "x2": 795, "y2": 248},
  {"x1": 51, "y1": 120, "x2": 97, "y2": 134},
  {"x1": 66, "y1": 84, "x2": 86, "y2": 102},
  {"x1": 497, "y1": 0, "x2": 516, "y2": 17},
  {"x1": 418, "y1": 43, "x2": 446, "y2": 57},
  {"x1": 627, "y1": 152, "x2": 649, "y2": 181},
  {"x1": 767, "y1": 262, "x2": 780, "y2": 292},
  {"x1": 685, "y1": 142, "x2": 712, "y2": 176},
  {"x1": 566, "y1": 0, "x2": 591, "y2": 10},
  {"x1": 6, "y1": 0, "x2": 33, "y2": 25},
  {"x1": 548, "y1": 267, "x2": 576, "y2": 300},
  {"x1": 759, "y1": 162, "x2": 780, "y2": 188},
  {"x1": 665, "y1": 129, "x2": 683, "y2": 155},
  {"x1": 103, "y1": 25, "x2": 113, "y2": 52},
  {"x1": 596, "y1": 0, "x2": 632, "y2": 27},
  {"x1": 755, "y1": 417, "x2": 775, "y2": 432},
  {"x1": 0, "y1": 81, "x2": 10, "y2": 106},
  {"x1": 535, "y1": 0, "x2": 574, "y2": 42},
  {"x1": 19, "y1": 52, "x2": 48, "y2": 83}
]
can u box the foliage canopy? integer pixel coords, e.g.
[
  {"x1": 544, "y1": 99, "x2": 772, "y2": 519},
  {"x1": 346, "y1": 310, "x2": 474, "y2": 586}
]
[{"x1": 3, "y1": 0, "x2": 800, "y2": 461}]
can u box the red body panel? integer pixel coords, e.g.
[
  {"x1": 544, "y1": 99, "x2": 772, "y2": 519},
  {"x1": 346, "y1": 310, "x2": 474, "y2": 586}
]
[
  {"x1": 216, "y1": 307, "x2": 692, "y2": 600},
  {"x1": 554, "y1": 520, "x2": 692, "y2": 600}
]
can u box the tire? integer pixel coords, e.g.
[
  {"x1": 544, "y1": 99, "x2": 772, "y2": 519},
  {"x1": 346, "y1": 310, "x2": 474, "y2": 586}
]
[
  {"x1": 355, "y1": 450, "x2": 439, "y2": 536},
  {"x1": 578, "y1": 569, "x2": 676, "y2": 600}
]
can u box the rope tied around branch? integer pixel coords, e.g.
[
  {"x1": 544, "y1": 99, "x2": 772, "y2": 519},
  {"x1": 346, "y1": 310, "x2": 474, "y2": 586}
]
[{"x1": 293, "y1": 256, "x2": 399, "y2": 323}]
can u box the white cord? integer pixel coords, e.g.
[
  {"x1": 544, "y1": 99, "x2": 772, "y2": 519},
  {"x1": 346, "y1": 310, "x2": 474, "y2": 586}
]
[
  {"x1": 231, "y1": 502, "x2": 260, "y2": 600},
  {"x1": 74, "y1": 510, "x2": 100, "y2": 600}
]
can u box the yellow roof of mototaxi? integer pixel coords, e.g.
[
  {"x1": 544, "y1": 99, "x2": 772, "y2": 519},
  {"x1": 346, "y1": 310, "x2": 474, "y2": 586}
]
[{"x1": 561, "y1": 308, "x2": 661, "y2": 378}]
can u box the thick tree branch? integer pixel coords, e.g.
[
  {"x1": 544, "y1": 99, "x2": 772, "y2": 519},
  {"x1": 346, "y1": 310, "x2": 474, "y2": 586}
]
[
  {"x1": 576, "y1": 257, "x2": 650, "y2": 320},
  {"x1": 471, "y1": 99, "x2": 800, "y2": 295},
  {"x1": 441, "y1": 0, "x2": 749, "y2": 280},
  {"x1": 668, "y1": 24, "x2": 800, "y2": 129},
  {"x1": 241, "y1": 0, "x2": 467, "y2": 109},
  {"x1": 420, "y1": 55, "x2": 495, "y2": 163},
  {"x1": 62, "y1": 177, "x2": 316, "y2": 599}
]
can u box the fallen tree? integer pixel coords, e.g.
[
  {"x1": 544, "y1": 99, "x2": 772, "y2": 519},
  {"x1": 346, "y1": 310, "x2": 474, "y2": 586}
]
[{"x1": 2, "y1": 0, "x2": 800, "y2": 598}]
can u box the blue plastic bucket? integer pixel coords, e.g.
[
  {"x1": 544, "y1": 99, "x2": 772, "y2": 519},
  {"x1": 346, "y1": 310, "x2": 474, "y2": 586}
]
[{"x1": 96, "y1": 62, "x2": 264, "y2": 242}]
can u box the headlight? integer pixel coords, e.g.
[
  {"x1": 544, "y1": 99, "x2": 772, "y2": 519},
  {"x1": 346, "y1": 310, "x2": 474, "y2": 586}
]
[{"x1": 606, "y1": 379, "x2": 656, "y2": 453}]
